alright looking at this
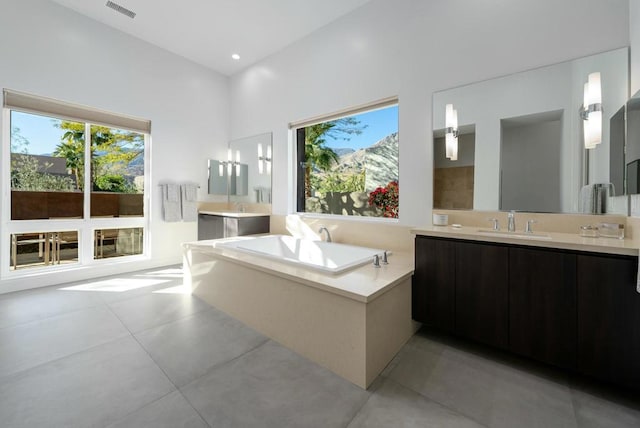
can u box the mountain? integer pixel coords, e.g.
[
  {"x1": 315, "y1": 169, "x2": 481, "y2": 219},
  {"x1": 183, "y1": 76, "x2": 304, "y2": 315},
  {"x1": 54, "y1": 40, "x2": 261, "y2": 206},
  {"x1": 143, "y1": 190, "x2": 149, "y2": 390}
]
[
  {"x1": 322, "y1": 132, "x2": 399, "y2": 192},
  {"x1": 334, "y1": 148, "x2": 355, "y2": 157}
]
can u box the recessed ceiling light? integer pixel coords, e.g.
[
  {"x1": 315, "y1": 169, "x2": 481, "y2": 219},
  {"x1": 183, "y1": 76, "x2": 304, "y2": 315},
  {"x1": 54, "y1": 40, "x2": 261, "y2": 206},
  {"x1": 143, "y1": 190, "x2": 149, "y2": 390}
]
[{"x1": 231, "y1": 54, "x2": 240, "y2": 60}]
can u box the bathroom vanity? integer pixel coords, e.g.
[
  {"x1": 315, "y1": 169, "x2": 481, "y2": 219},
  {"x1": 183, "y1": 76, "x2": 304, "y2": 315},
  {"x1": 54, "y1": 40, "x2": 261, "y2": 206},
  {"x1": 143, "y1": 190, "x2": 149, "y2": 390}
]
[
  {"x1": 197, "y1": 211, "x2": 270, "y2": 240},
  {"x1": 412, "y1": 227, "x2": 640, "y2": 390}
]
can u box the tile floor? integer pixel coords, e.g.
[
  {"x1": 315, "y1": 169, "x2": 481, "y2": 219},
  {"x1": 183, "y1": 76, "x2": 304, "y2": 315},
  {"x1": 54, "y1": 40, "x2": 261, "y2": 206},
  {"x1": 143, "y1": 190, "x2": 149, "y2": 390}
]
[{"x1": 0, "y1": 265, "x2": 639, "y2": 427}]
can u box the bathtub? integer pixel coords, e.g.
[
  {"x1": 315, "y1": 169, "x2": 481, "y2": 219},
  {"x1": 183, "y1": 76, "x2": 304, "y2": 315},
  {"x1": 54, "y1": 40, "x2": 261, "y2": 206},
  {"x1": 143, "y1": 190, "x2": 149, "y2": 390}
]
[
  {"x1": 216, "y1": 234, "x2": 385, "y2": 274},
  {"x1": 184, "y1": 234, "x2": 415, "y2": 388}
]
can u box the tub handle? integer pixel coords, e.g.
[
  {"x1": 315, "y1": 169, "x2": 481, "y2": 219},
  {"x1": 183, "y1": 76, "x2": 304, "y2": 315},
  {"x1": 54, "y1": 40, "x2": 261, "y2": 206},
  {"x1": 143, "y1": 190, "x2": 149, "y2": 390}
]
[
  {"x1": 382, "y1": 251, "x2": 389, "y2": 264},
  {"x1": 373, "y1": 254, "x2": 381, "y2": 268}
]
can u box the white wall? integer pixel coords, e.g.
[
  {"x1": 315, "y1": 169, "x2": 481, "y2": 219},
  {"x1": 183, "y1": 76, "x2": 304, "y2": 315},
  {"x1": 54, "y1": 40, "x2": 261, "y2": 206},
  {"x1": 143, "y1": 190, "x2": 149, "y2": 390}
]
[
  {"x1": 229, "y1": 0, "x2": 629, "y2": 225},
  {"x1": 0, "y1": 0, "x2": 229, "y2": 291},
  {"x1": 631, "y1": 1, "x2": 640, "y2": 94}
]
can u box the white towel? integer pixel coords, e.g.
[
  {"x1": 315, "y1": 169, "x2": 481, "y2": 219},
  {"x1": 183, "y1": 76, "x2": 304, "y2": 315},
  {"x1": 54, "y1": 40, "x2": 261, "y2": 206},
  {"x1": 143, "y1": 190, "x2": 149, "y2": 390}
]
[
  {"x1": 166, "y1": 183, "x2": 179, "y2": 202},
  {"x1": 579, "y1": 185, "x2": 595, "y2": 213},
  {"x1": 181, "y1": 184, "x2": 198, "y2": 222},
  {"x1": 162, "y1": 184, "x2": 182, "y2": 222}
]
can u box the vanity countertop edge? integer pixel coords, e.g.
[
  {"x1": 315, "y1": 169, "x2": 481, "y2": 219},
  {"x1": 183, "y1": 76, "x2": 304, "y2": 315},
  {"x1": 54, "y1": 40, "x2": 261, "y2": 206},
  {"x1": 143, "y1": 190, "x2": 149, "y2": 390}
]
[
  {"x1": 411, "y1": 226, "x2": 639, "y2": 256},
  {"x1": 199, "y1": 211, "x2": 271, "y2": 218}
]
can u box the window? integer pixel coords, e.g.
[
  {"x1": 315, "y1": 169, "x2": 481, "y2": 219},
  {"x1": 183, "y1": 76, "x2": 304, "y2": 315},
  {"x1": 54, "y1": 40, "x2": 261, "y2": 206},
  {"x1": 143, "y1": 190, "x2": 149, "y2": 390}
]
[
  {"x1": 293, "y1": 99, "x2": 399, "y2": 218},
  {"x1": 3, "y1": 90, "x2": 150, "y2": 274}
]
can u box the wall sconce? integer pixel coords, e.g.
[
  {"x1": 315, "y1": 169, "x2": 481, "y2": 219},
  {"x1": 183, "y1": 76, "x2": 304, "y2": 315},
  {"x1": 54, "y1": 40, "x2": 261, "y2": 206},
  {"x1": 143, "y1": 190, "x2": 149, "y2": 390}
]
[
  {"x1": 258, "y1": 144, "x2": 272, "y2": 174},
  {"x1": 227, "y1": 148, "x2": 233, "y2": 176},
  {"x1": 581, "y1": 72, "x2": 602, "y2": 149},
  {"x1": 445, "y1": 103, "x2": 459, "y2": 161},
  {"x1": 235, "y1": 151, "x2": 241, "y2": 177}
]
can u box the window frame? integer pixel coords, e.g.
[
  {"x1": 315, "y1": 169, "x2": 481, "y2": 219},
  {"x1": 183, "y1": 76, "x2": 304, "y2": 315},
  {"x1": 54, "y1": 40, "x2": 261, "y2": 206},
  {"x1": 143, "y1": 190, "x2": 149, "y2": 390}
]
[
  {"x1": 290, "y1": 97, "x2": 400, "y2": 221},
  {"x1": 1, "y1": 94, "x2": 151, "y2": 278}
]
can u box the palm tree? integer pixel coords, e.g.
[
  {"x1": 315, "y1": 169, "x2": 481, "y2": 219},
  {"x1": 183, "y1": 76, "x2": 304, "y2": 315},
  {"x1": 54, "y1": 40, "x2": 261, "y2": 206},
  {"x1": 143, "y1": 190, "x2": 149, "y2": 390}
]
[
  {"x1": 53, "y1": 140, "x2": 84, "y2": 190},
  {"x1": 303, "y1": 117, "x2": 365, "y2": 197}
]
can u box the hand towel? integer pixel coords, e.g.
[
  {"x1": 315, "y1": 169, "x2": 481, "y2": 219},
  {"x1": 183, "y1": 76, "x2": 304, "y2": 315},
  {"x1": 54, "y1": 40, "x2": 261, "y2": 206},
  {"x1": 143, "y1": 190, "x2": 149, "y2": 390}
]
[
  {"x1": 181, "y1": 183, "x2": 198, "y2": 222},
  {"x1": 162, "y1": 184, "x2": 182, "y2": 222}
]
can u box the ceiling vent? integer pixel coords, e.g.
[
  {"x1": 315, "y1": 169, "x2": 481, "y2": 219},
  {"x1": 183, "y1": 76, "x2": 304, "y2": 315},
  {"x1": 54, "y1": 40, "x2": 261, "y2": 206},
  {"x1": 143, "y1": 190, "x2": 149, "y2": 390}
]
[{"x1": 105, "y1": 1, "x2": 136, "y2": 19}]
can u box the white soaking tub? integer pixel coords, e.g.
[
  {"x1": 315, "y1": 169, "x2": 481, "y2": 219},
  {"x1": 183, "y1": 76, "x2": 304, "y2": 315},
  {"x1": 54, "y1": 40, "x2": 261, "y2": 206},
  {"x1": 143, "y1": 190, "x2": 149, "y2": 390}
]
[{"x1": 216, "y1": 234, "x2": 385, "y2": 274}]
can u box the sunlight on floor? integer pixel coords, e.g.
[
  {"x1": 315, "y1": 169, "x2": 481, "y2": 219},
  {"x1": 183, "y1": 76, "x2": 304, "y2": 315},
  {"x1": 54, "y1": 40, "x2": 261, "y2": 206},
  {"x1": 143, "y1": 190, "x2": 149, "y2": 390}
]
[
  {"x1": 59, "y1": 278, "x2": 172, "y2": 293},
  {"x1": 137, "y1": 267, "x2": 184, "y2": 278}
]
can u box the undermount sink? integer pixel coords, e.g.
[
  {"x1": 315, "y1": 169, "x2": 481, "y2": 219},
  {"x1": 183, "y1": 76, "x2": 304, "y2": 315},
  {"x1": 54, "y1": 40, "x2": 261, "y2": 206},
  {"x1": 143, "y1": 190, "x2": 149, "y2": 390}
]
[{"x1": 476, "y1": 229, "x2": 552, "y2": 240}]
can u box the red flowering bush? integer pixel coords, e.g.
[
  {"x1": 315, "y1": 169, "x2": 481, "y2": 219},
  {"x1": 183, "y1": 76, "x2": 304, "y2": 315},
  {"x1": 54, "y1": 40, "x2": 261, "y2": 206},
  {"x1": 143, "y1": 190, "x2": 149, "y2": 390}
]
[{"x1": 368, "y1": 181, "x2": 399, "y2": 218}]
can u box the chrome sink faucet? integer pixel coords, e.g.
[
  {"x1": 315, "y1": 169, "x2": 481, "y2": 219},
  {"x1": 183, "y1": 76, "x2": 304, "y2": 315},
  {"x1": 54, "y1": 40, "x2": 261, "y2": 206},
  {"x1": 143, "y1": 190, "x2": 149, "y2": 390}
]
[
  {"x1": 318, "y1": 225, "x2": 332, "y2": 242},
  {"x1": 508, "y1": 210, "x2": 516, "y2": 232},
  {"x1": 525, "y1": 219, "x2": 537, "y2": 234},
  {"x1": 488, "y1": 218, "x2": 500, "y2": 231}
]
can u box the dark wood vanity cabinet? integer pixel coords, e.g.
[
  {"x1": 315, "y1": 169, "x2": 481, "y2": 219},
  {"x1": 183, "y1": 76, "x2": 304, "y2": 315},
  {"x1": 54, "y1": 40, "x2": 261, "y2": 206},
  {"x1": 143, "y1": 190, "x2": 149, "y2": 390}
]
[
  {"x1": 455, "y1": 241, "x2": 508, "y2": 349},
  {"x1": 509, "y1": 247, "x2": 576, "y2": 369},
  {"x1": 413, "y1": 235, "x2": 640, "y2": 389},
  {"x1": 577, "y1": 253, "x2": 640, "y2": 388},
  {"x1": 413, "y1": 237, "x2": 455, "y2": 332},
  {"x1": 198, "y1": 214, "x2": 269, "y2": 240}
]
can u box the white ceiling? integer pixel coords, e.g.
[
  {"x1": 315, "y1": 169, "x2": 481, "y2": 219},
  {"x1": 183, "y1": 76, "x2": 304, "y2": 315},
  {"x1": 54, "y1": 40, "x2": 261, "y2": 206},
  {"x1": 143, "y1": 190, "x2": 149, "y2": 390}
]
[{"x1": 50, "y1": 0, "x2": 372, "y2": 76}]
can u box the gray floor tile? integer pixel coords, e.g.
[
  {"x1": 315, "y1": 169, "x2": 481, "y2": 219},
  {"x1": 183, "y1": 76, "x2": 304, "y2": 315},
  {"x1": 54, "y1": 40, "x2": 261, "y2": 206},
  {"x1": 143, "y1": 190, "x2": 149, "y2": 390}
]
[
  {"x1": 0, "y1": 336, "x2": 175, "y2": 428},
  {"x1": 348, "y1": 377, "x2": 486, "y2": 428},
  {"x1": 490, "y1": 368, "x2": 577, "y2": 428},
  {"x1": 572, "y1": 386, "x2": 640, "y2": 428},
  {"x1": 135, "y1": 307, "x2": 267, "y2": 387},
  {"x1": 0, "y1": 286, "x2": 103, "y2": 329},
  {"x1": 106, "y1": 390, "x2": 208, "y2": 428},
  {"x1": 387, "y1": 332, "x2": 577, "y2": 428},
  {"x1": 182, "y1": 340, "x2": 370, "y2": 428},
  {"x1": 108, "y1": 291, "x2": 210, "y2": 333},
  {"x1": 0, "y1": 305, "x2": 129, "y2": 378}
]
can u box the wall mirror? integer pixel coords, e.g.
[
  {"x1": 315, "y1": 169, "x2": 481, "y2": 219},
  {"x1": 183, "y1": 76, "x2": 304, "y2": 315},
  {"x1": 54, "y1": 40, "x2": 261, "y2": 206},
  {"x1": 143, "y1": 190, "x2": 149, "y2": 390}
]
[
  {"x1": 432, "y1": 47, "x2": 629, "y2": 214},
  {"x1": 208, "y1": 132, "x2": 272, "y2": 205}
]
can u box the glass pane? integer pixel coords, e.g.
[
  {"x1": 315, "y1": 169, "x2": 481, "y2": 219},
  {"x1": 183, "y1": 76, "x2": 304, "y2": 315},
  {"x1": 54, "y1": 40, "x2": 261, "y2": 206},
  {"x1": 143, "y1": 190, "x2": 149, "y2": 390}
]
[
  {"x1": 94, "y1": 227, "x2": 143, "y2": 259},
  {"x1": 10, "y1": 112, "x2": 84, "y2": 220},
  {"x1": 298, "y1": 104, "x2": 399, "y2": 218},
  {"x1": 10, "y1": 231, "x2": 79, "y2": 271},
  {"x1": 89, "y1": 125, "x2": 144, "y2": 218}
]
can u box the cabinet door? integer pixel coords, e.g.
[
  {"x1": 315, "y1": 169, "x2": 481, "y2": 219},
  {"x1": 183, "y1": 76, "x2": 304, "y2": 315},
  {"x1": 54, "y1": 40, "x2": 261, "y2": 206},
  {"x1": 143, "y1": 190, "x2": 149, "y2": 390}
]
[
  {"x1": 237, "y1": 216, "x2": 270, "y2": 236},
  {"x1": 197, "y1": 214, "x2": 224, "y2": 240},
  {"x1": 224, "y1": 216, "x2": 270, "y2": 237},
  {"x1": 577, "y1": 253, "x2": 640, "y2": 388},
  {"x1": 509, "y1": 247, "x2": 576, "y2": 368},
  {"x1": 413, "y1": 236, "x2": 455, "y2": 332},
  {"x1": 455, "y1": 241, "x2": 509, "y2": 349}
]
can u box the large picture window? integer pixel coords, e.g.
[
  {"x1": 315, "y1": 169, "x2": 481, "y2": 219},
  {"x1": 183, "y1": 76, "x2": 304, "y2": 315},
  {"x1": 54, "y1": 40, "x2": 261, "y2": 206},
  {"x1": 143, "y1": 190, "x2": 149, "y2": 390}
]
[
  {"x1": 294, "y1": 99, "x2": 399, "y2": 218},
  {"x1": 3, "y1": 90, "x2": 149, "y2": 273}
]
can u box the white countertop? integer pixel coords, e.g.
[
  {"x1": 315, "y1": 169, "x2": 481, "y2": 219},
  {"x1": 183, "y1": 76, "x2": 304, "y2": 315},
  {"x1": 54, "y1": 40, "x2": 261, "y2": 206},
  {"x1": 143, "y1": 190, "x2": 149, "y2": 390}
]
[
  {"x1": 183, "y1": 237, "x2": 414, "y2": 303},
  {"x1": 412, "y1": 225, "x2": 639, "y2": 256},
  {"x1": 199, "y1": 211, "x2": 270, "y2": 218}
]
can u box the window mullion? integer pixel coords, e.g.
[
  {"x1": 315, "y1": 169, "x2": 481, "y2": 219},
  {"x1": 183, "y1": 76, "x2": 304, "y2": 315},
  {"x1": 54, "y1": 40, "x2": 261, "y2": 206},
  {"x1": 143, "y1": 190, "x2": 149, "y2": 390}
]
[{"x1": 83, "y1": 122, "x2": 92, "y2": 217}]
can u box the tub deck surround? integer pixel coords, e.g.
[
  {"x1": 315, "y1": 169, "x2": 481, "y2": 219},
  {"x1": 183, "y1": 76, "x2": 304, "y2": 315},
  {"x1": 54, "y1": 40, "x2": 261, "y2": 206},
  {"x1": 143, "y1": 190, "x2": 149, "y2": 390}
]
[
  {"x1": 184, "y1": 237, "x2": 413, "y2": 303},
  {"x1": 412, "y1": 225, "x2": 639, "y2": 256},
  {"x1": 182, "y1": 236, "x2": 415, "y2": 389}
]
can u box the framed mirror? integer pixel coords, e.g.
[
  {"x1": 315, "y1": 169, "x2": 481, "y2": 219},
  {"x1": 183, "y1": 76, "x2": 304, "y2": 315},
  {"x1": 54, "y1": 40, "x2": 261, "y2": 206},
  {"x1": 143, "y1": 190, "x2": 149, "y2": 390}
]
[
  {"x1": 207, "y1": 132, "x2": 272, "y2": 205},
  {"x1": 432, "y1": 47, "x2": 629, "y2": 214}
]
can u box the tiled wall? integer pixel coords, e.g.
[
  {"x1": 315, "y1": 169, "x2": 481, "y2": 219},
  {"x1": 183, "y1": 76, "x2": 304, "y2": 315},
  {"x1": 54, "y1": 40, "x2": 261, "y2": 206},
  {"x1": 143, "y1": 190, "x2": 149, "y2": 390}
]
[{"x1": 433, "y1": 167, "x2": 474, "y2": 210}]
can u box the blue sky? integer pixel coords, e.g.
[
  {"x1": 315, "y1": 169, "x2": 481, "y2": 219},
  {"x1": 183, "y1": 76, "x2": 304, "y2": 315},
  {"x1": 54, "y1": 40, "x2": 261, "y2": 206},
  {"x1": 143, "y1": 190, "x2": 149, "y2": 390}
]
[
  {"x1": 323, "y1": 104, "x2": 398, "y2": 151},
  {"x1": 10, "y1": 111, "x2": 66, "y2": 155}
]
